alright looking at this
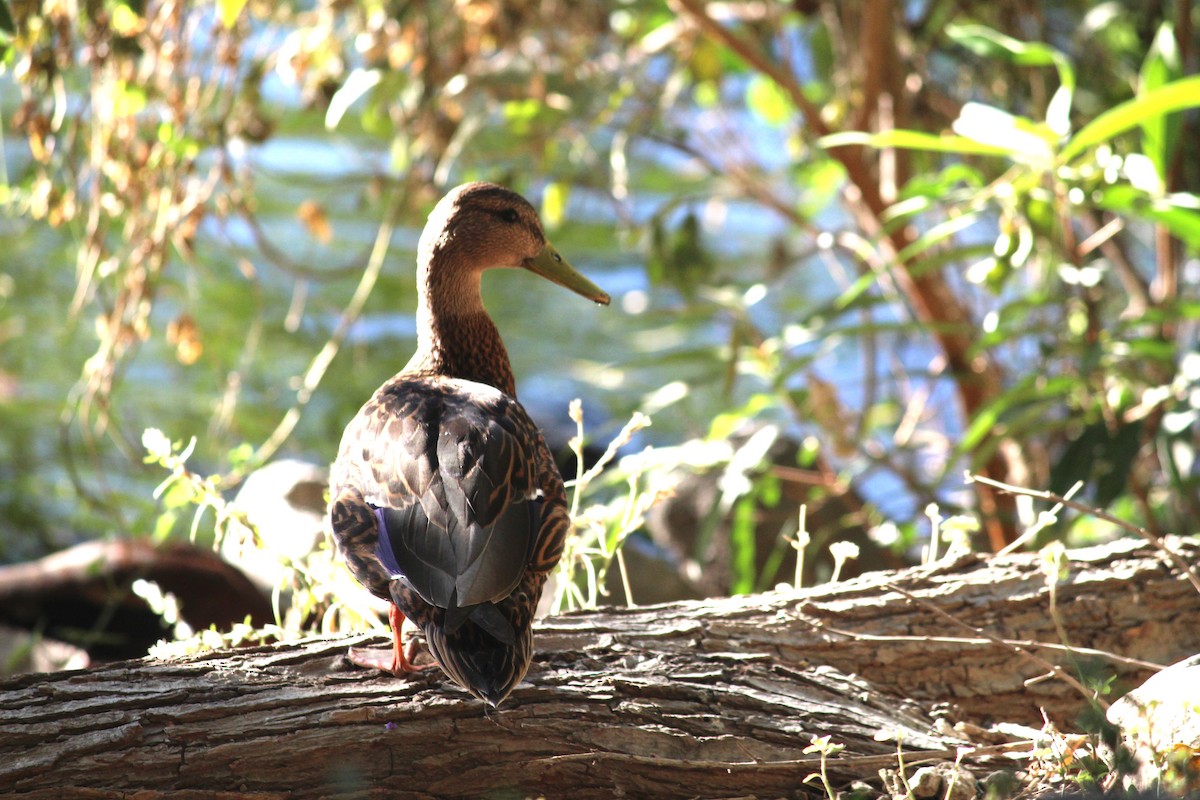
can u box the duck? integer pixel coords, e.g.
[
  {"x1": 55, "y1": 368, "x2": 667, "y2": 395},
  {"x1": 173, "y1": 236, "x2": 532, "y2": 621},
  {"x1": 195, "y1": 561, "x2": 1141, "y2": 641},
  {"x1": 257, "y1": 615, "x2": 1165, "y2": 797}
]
[{"x1": 329, "y1": 182, "x2": 609, "y2": 707}]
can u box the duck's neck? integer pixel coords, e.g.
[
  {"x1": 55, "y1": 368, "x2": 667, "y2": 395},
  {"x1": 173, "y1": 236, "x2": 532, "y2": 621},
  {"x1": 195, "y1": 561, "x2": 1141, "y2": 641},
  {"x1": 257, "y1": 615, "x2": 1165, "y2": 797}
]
[{"x1": 405, "y1": 255, "x2": 518, "y2": 397}]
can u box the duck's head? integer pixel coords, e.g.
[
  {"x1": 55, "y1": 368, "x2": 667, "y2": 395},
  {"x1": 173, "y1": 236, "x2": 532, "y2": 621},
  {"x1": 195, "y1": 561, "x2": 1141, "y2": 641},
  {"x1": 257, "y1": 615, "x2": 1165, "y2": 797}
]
[{"x1": 418, "y1": 182, "x2": 610, "y2": 306}]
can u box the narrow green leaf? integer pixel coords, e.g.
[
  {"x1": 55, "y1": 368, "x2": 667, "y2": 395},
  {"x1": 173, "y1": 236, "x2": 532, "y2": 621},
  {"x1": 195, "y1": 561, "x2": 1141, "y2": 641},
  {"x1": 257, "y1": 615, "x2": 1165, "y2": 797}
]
[
  {"x1": 325, "y1": 68, "x2": 382, "y2": 130},
  {"x1": 1140, "y1": 23, "x2": 1181, "y2": 96},
  {"x1": 1046, "y1": 84, "x2": 1073, "y2": 137},
  {"x1": 958, "y1": 375, "x2": 1075, "y2": 454},
  {"x1": 729, "y1": 494, "x2": 757, "y2": 595},
  {"x1": 1095, "y1": 185, "x2": 1200, "y2": 252},
  {"x1": 896, "y1": 213, "x2": 980, "y2": 263},
  {"x1": 1145, "y1": 206, "x2": 1200, "y2": 252},
  {"x1": 952, "y1": 103, "x2": 1055, "y2": 164},
  {"x1": 947, "y1": 23, "x2": 1062, "y2": 68},
  {"x1": 947, "y1": 23, "x2": 1075, "y2": 128},
  {"x1": 1061, "y1": 75, "x2": 1200, "y2": 162},
  {"x1": 1138, "y1": 23, "x2": 1183, "y2": 177},
  {"x1": 882, "y1": 195, "x2": 935, "y2": 224},
  {"x1": 1123, "y1": 337, "x2": 1177, "y2": 362},
  {"x1": 819, "y1": 130, "x2": 1012, "y2": 157}
]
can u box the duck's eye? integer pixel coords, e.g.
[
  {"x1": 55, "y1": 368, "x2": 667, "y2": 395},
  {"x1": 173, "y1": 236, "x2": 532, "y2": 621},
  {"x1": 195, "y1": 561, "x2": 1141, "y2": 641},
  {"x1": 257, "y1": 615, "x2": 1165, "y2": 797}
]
[{"x1": 499, "y1": 209, "x2": 519, "y2": 224}]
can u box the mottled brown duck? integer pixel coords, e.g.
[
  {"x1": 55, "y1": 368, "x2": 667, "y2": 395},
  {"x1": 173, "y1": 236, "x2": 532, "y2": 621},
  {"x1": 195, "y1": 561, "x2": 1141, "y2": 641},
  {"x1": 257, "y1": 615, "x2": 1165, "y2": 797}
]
[{"x1": 329, "y1": 182, "x2": 609, "y2": 707}]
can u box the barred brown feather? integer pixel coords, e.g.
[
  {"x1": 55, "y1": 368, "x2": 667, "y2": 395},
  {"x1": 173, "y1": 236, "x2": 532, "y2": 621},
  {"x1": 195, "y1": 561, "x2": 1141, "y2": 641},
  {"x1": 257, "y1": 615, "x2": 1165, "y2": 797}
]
[{"x1": 328, "y1": 183, "x2": 607, "y2": 706}]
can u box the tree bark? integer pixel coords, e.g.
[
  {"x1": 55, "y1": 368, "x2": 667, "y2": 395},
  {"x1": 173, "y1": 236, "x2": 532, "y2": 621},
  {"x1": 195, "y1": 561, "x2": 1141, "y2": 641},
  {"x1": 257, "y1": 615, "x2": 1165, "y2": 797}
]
[{"x1": 2, "y1": 536, "x2": 1197, "y2": 799}]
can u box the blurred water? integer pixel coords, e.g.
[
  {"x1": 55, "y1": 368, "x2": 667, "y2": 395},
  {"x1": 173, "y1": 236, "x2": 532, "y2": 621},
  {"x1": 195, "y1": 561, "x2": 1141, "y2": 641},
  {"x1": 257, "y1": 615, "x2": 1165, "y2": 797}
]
[
  {"x1": 0, "y1": 117, "x2": 934, "y2": 562},
  {"x1": 240, "y1": 132, "x2": 940, "y2": 526}
]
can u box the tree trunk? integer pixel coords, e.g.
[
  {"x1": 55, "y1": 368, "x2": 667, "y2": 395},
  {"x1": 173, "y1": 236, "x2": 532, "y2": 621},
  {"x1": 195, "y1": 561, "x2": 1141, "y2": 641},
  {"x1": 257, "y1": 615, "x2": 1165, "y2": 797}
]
[{"x1": 3, "y1": 536, "x2": 1197, "y2": 799}]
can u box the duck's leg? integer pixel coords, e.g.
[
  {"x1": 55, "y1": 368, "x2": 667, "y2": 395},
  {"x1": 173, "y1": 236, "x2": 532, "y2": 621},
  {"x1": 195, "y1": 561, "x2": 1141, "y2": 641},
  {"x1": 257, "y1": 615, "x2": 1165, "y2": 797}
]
[{"x1": 348, "y1": 604, "x2": 431, "y2": 675}]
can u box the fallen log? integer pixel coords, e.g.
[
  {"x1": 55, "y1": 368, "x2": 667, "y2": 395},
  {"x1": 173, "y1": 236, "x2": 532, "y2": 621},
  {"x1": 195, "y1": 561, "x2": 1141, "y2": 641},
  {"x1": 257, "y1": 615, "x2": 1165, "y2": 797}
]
[{"x1": 2, "y1": 535, "x2": 1196, "y2": 798}]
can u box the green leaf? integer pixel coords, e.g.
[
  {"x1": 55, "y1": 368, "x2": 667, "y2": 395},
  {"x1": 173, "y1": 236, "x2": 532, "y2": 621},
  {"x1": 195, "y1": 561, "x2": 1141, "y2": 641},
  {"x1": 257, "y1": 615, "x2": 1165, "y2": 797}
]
[
  {"x1": 729, "y1": 493, "x2": 757, "y2": 595},
  {"x1": 325, "y1": 69, "x2": 382, "y2": 130},
  {"x1": 795, "y1": 158, "x2": 845, "y2": 216},
  {"x1": 1046, "y1": 85, "x2": 1073, "y2": 137},
  {"x1": 958, "y1": 375, "x2": 1075, "y2": 454},
  {"x1": 541, "y1": 182, "x2": 568, "y2": 230},
  {"x1": 1061, "y1": 75, "x2": 1200, "y2": 162},
  {"x1": 897, "y1": 163, "x2": 985, "y2": 204},
  {"x1": 113, "y1": 80, "x2": 147, "y2": 117},
  {"x1": 947, "y1": 23, "x2": 1075, "y2": 133},
  {"x1": 895, "y1": 212, "x2": 980, "y2": 263},
  {"x1": 1143, "y1": 204, "x2": 1200, "y2": 253},
  {"x1": 1049, "y1": 420, "x2": 1142, "y2": 508},
  {"x1": 819, "y1": 130, "x2": 1013, "y2": 157},
  {"x1": 746, "y1": 75, "x2": 795, "y2": 127},
  {"x1": 217, "y1": 0, "x2": 248, "y2": 29},
  {"x1": 809, "y1": 23, "x2": 834, "y2": 82},
  {"x1": 1121, "y1": 336, "x2": 1177, "y2": 363},
  {"x1": 1095, "y1": 185, "x2": 1200, "y2": 253},
  {"x1": 1138, "y1": 23, "x2": 1183, "y2": 177},
  {"x1": 947, "y1": 23, "x2": 1068, "y2": 71},
  {"x1": 951, "y1": 103, "x2": 1055, "y2": 164}
]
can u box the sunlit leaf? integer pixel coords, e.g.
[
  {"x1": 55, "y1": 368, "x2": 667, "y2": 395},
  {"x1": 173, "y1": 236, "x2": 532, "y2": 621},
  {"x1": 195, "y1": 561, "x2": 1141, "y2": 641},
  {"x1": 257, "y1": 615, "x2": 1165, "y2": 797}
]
[
  {"x1": 112, "y1": 80, "x2": 147, "y2": 118},
  {"x1": 110, "y1": 4, "x2": 145, "y2": 36},
  {"x1": 820, "y1": 130, "x2": 1012, "y2": 157},
  {"x1": 796, "y1": 158, "x2": 845, "y2": 217},
  {"x1": 895, "y1": 212, "x2": 981, "y2": 263},
  {"x1": 729, "y1": 494, "x2": 757, "y2": 595},
  {"x1": 952, "y1": 103, "x2": 1055, "y2": 165},
  {"x1": 882, "y1": 195, "x2": 934, "y2": 224},
  {"x1": 325, "y1": 68, "x2": 382, "y2": 130},
  {"x1": 218, "y1": 0, "x2": 248, "y2": 30},
  {"x1": 694, "y1": 81, "x2": 720, "y2": 109},
  {"x1": 1061, "y1": 75, "x2": 1200, "y2": 162},
  {"x1": 948, "y1": 23, "x2": 1066, "y2": 69},
  {"x1": 1141, "y1": 205, "x2": 1200, "y2": 252},
  {"x1": 948, "y1": 23, "x2": 1075, "y2": 134},
  {"x1": 1138, "y1": 23, "x2": 1182, "y2": 178},
  {"x1": 746, "y1": 75, "x2": 795, "y2": 127},
  {"x1": 1122, "y1": 153, "x2": 1162, "y2": 194},
  {"x1": 541, "y1": 182, "x2": 568, "y2": 230},
  {"x1": 1046, "y1": 85, "x2": 1073, "y2": 137},
  {"x1": 899, "y1": 163, "x2": 986, "y2": 202},
  {"x1": 1095, "y1": 185, "x2": 1200, "y2": 252},
  {"x1": 1121, "y1": 337, "x2": 1177, "y2": 362}
]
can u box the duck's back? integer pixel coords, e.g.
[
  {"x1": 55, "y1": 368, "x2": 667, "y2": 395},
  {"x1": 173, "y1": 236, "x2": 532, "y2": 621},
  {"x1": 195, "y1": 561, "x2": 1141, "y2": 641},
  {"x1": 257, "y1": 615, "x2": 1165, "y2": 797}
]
[{"x1": 329, "y1": 376, "x2": 569, "y2": 643}]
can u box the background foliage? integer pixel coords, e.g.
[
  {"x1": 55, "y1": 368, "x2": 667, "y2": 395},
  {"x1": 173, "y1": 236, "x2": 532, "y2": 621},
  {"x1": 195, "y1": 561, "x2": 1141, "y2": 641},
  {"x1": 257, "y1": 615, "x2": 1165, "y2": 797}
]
[{"x1": 1, "y1": 0, "x2": 1197, "y2": 591}]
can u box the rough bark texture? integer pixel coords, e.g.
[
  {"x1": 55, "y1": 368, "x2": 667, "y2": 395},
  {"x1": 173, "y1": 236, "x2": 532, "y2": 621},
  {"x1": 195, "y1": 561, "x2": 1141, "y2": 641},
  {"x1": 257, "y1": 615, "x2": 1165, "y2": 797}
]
[{"x1": 2, "y1": 536, "x2": 1198, "y2": 799}]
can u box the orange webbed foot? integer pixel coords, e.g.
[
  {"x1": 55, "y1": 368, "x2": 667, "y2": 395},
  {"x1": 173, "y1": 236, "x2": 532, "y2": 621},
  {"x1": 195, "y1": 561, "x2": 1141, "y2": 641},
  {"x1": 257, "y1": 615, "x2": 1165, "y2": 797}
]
[{"x1": 347, "y1": 604, "x2": 432, "y2": 676}]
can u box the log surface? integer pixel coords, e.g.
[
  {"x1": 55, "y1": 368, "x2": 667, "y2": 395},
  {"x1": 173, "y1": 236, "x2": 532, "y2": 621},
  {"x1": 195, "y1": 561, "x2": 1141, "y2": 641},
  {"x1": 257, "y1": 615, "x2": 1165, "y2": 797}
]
[{"x1": 2, "y1": 536, "x2": 1197, "y2": 799}]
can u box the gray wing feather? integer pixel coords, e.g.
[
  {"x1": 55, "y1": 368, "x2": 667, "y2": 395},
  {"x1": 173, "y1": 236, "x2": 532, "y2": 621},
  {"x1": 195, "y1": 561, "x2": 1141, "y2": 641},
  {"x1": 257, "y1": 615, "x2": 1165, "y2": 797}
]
[{"x1": 371, "y1": 384, "x2": 539, "y2": 622}]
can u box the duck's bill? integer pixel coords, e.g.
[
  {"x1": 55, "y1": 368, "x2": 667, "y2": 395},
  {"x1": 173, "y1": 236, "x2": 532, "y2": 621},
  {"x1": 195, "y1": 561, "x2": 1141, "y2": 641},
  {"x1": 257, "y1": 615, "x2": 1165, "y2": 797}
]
[{"x1": 524, "y1": 243, "x2": 610, "y2": 306}]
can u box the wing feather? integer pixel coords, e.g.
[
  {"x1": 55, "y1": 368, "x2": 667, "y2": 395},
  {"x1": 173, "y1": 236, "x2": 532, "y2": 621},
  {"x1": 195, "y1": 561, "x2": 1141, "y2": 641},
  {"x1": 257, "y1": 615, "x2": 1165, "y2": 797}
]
[{"x1": 345, "y1": 378, "x2": 542, "y2": 633}]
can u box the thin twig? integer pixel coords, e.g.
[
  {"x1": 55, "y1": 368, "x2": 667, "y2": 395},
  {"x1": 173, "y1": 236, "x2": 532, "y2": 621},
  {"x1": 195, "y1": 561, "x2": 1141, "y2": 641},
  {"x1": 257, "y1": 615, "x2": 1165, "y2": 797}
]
[
  {"x1": 966, "y1": 472, "x2": 1200, "y2": 596},
  {"x1": 536, "y1": 739, "x2": 1033, "y2": 772},
  {"x1": 670, "y1": 0, "x2": 829, "y2": 138},
  {"x1": 250, "y1": 187, "x2": 402, "y2": 467},
  {"x1": 884, "y1": 583, "x2": 1110, "y2": 710},
  {"x1": 996, "y1": 480, "x2": 1084, "y2": 557},
  {"x1": 808, "y1": 620, "x2": 1164, "y2": 671}
]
